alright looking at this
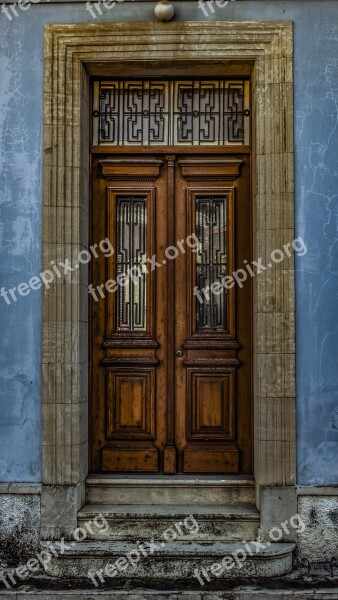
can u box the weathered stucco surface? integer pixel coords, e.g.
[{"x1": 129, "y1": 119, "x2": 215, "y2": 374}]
[
  {"x1": 0, "y1": 494, "x2": 40, "y2": 566},
  {"x1": 0, "y1": 19, "x2": 42, "y2": 482},
  {"x1": 298, "y1": 496, "x2": 338, "y2": 562}
]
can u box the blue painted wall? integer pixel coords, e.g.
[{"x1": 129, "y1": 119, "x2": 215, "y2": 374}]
[{"x1": 1, "y1": 0, "x2": 338, "y2": 484}]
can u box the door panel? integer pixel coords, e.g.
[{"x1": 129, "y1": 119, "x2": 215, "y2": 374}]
[
  {"x1": 90, "y1": 153, "x2": 252, "y2": 474},
  {"x1": 91, "y1": 158, "x2": 166, "y2": 473},
  {"x1": 174, "y1": 157, "x2": 251, "y2": 474}
]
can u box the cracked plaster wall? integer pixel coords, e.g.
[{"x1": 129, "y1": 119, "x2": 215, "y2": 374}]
[{"x1": 0, "y1": 1, "x2": 338, "y2": 485}]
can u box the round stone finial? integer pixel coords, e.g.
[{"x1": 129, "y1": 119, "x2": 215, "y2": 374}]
[{"x1": 154, "y1": 0, "x2": 175, "y2": 21}]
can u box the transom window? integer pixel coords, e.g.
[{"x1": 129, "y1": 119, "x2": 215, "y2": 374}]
[{"x1": 92, "y1": 79, "x2": 250, "y2": 146}]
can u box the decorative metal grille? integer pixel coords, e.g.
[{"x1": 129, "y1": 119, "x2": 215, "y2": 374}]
[
  {"x1": 93, "y1": 80, "x2": 250, "y2": 146},
  {"x1": 195, "y1": 196, "x2": 228, "y2": 331},
  {"x1": 116, "y1": 196, "x2": 147, "y2": 331}
]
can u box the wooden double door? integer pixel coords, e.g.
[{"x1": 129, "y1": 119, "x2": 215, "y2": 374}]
[{"x1": 91, "y1": 152, "x2": 252, "y2": 474}]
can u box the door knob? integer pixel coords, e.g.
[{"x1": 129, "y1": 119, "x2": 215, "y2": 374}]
[{"x1": 175, "y1": 350, "x2": 183, "y2": 357}]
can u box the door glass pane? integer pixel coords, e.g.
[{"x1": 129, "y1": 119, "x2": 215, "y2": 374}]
[
  {"x1": 116, "y1": 196, "x2": 147, "y2": 331},
  {"x1": 195, "y1": 196, "x2": 227, "y2": 331}
]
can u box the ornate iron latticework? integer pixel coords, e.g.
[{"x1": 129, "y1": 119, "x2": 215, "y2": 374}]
[
  {"x1": 93, "y1": 79, "x2": 250, "y2": 145},
  {"x1": 196, "y1": 196, "x2": 228, "y2": 331},
  {"x1": 116, "y1": 196, "x2": 147, "y2": 331}
]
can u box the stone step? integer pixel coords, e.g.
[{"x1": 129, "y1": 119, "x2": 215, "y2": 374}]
[
  {"x1": 85, "y1": 476, "x2": 256, "y2": 506},
  {"x1": 77, "y1": 504, "x2": 260, "y2": 541},
  {"x1": 42, "y1": 540, "x2": 295, "y2": 583},
  {"x1": 2, "y1": 589, "x2": 338, "y2": 600}
]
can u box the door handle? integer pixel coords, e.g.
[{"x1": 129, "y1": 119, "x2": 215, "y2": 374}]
[{"x1": 175, "y1": 350, "x2": 183, "y2": 357}]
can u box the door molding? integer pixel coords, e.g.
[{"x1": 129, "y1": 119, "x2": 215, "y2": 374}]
[{"x1": 41, "y1": 21, "x2": 295, "y2": 537}]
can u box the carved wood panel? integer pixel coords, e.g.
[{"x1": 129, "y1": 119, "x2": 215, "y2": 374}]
[
  {"x1": 187, "y1": 368, "x2": 236, "y2": 441},
  {"x1": 106, "y1": 366, "x2": 156, "y2": 440}
]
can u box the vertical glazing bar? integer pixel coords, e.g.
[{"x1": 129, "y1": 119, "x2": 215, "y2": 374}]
[
  {"x1": 120, "y1": 80, "x2": 124, "y2": 147},
  {"x1": 219, "y1": 80, "x2": 223, "y2": 145},
  {"x1": 93, "y1": 81, "x2": 99, "y2": 145},
  {"x1": 244, "y1": 80, "x2": 250, "y2": 146},
  {"x1": 142, "y1": 80, "x2": 145, "y2": 145},
  {"x1": 168, "y1": 81, "x2": 172, "y2": 145},
  {"x1": 195, "y1": 80, "x2": 199, "y2": 146}
]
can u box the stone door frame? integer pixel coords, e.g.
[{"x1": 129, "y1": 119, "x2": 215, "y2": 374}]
[{"x1": 41, "y1": 21, "x2": 295, "y2": 538}]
